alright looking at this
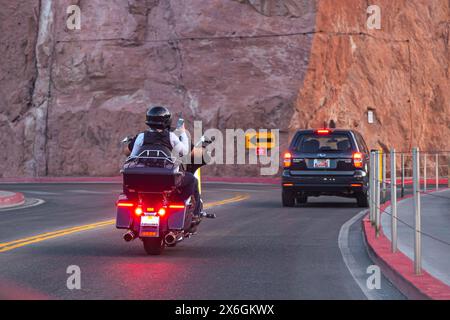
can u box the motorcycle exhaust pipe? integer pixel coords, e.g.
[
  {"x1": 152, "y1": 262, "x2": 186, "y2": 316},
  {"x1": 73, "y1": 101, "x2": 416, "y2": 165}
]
[
  {"x1": 164, "y1": 232, "x2": 177, "y2": 245},
  {"x1": 123, "y1": 230, "x2": 136, "y2": 242}
]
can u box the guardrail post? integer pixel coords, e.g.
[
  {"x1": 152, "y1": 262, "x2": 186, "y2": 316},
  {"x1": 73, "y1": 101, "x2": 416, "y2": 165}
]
[
  {"x1": 375, "y1": 151, "x2": 381, "y2": 237},
  {"x1": 390, "y1": 149, "x2": 397, "y2": 252},
  {"x1": 423, "y1": 153, "x2": 427, "y2": 192},
  {"x1": 382, "y1": 152, "x2": 387, "y2": 202},
  {"x1": 369, "y1": 151, "x2": 375, "y2": 224},
  {"x1": 435, "y1": 153, "x2": 439, "y2": 191},
  {"x1": 401, "y1": 153, "x2": 405, "y2": 198},
  {"x1": 448, "y1": 155, "x2": 450, "y2": 188},
  {"x1": 412, "y1": 147, "x2": 422, "y2": 275}
]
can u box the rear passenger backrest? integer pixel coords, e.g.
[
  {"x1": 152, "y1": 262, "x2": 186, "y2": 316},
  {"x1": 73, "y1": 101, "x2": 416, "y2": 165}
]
[
  {"x1": 302, "y1": 140, "x2": 319, "y2": 153},
  {"x1": 337, "y1": 140, "x2": 350, "y2": 151}
]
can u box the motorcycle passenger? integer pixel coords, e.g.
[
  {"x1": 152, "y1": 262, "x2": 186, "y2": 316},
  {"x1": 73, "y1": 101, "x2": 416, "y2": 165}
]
[{"x1": 128, "y1": 106, "x2": 202, "y2": 217}]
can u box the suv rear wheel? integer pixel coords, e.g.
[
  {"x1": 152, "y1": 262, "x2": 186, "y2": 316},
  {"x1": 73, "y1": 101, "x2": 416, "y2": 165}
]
[
  {"x1": 356, "y1": 191, "x2": 369, "y2": 207},
  {"x1": 282, "y1": 189, "x2": 296, "y2": 207},
  {"x1": 297, "y1": 194, "x2": 308, "y2": 204}
]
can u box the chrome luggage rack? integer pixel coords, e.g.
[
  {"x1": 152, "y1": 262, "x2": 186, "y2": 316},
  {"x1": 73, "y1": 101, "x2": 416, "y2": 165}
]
[{"x1": 125, "y1": 150, "x2": 181, "y2": 170}]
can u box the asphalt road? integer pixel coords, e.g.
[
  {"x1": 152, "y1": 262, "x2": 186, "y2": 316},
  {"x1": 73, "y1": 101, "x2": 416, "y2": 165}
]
[{"x1": 0, "y1": 182, "x2": 404, "y2": 299}]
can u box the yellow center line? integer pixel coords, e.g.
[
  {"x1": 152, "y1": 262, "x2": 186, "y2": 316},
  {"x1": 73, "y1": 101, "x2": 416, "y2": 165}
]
[{"x1": 0, "y1": 193, "x2": 250, "y2": 253}]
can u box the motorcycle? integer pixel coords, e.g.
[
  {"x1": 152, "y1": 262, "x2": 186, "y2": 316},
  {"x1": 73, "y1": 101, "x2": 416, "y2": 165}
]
[{"x1": 115, "y1": 135, "x2": 214, "y2": 255}]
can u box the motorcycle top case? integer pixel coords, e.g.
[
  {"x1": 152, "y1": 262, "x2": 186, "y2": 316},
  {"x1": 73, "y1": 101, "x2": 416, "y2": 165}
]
[{"x1": 122, "y1": 162, "x2": 183, "y2": 193}]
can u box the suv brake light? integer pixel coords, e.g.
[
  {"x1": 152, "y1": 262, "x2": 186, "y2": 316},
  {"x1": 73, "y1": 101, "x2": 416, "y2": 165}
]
[
  {"x1": 283, "y1": 152, "x2": 292, "y2": 167},
  {"x1": 316, "y1": 129, "x2": 331, "y2": 135},
  {"x1": 353, "y1": 152, "x2": 363, "y2": 168}
]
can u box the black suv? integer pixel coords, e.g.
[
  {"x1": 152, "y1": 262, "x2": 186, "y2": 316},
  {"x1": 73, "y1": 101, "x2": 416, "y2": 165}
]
[{"x1": 282, "y1": 129, "x2": 370, "y2": 207}]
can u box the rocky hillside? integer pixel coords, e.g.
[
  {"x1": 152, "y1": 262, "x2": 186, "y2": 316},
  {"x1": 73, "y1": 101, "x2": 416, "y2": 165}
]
[
  {"x1": 293, "y1": 0, "x2": 450, "y2": 155},
  {"x1": 0, "y1": 0, "x2": 448, "y2": 177}
]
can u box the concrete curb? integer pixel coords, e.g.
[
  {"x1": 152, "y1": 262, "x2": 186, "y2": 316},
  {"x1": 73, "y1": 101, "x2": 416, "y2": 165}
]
[
  {"x1": 0, "y1": 176, "x2": 281, "y2": 185},
  {"x1": 387, "y1": 178, "x2": 448, "y2": 185},
  {"x1": 0, "y1": 177, "x2": 122, "y2": 183},
  {"x1": 0, "y1": 191, "x2": 25, "y2": 208},
  {"x1": 363, "y1": 189, "x2": 450, "y2": 300}
]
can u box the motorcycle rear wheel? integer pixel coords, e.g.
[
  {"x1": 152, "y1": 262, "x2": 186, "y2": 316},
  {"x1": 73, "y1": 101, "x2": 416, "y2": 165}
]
[{"x1": 143, "y1": 237, "x2": 165, "y2": 255}]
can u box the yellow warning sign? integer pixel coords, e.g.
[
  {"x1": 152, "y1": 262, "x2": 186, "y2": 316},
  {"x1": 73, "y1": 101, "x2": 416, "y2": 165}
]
[{"x1": 245, "y1": 132, "x2": 275, "y2": 150}]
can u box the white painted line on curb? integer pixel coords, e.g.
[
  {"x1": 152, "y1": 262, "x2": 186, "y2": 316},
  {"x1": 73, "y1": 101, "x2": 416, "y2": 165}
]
[{"x1": 0, "y1": 198, "x2": 45, "y2": 212}]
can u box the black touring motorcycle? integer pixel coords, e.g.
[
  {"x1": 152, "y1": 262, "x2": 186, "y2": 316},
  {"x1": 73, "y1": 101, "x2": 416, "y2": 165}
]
[{"x1": 115, "y1": 136, "x2": 214, "y2": 255}]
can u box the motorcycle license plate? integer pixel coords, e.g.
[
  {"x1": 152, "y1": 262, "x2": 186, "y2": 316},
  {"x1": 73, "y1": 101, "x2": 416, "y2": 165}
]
[
  {"x1": 313, "y1": 159, "x2": 330, "y2": 168},
  {"x1": 140, "y1": 216, "x2": 160, "y2": 238},
  {"x1": 141, "y1": 216, "x2": 160, "y2": 227}
]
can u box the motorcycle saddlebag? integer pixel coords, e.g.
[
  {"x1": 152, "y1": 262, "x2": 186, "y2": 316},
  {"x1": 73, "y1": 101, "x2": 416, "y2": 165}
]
[{"x1": 116, "y1": 194, "x2": 132, "y2": 229}]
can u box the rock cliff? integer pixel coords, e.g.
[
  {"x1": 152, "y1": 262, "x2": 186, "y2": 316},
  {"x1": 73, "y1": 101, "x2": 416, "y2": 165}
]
[{"x1": 0, "y1": 0, "x2": 448, "y2": 177}]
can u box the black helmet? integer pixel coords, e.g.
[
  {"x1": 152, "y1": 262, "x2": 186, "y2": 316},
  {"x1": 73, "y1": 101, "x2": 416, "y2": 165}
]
[{"x1": 145, "y1": 106, "x2": 172, "y2": 130}]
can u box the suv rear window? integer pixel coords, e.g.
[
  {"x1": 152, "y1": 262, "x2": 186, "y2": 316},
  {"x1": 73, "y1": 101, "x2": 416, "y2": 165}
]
[{"x1": 294, "y1": 133, "x2": 353, "y2": 153}]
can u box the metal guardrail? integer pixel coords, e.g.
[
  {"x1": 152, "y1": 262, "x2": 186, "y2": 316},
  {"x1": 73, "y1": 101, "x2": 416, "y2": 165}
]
[{"x1": 368, "y1": 148, "x2": 450, "y2": 275}]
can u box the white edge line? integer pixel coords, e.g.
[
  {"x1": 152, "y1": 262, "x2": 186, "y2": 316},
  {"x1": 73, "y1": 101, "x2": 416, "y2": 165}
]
[{"x1": 338, "y1": 209, "x2": 377, "y2": 300}]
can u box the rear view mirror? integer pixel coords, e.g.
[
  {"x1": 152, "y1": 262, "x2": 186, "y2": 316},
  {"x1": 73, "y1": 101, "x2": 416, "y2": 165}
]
[{"x1": 121, "y1": 136, "x2": 132, "y2": 144}]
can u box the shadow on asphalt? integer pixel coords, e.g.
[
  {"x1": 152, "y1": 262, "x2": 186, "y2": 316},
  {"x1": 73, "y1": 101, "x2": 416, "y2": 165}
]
[
  {"x1": 24, "y1": 241, "x2": 268, "y2": 259},
  {"x1": 249, "y1": 199, "x2": 359, "y2": 209},
  {"x1": 297, "y1": 202, "x2": 359, "y2": 208}
]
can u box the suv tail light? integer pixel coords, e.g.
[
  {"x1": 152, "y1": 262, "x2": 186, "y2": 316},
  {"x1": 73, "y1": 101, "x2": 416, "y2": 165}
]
[
  {"x1": 283, "y1": 152, "x2": 292, "y2": 168},
  {"x1": 353, "y1": 152, "x2": 363, "y2": 168}
]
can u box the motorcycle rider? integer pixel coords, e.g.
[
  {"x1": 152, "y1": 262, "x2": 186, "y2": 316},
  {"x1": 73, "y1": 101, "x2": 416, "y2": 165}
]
[{"x1": 127, "y1": 106, "x2": 202, "y2": 217}]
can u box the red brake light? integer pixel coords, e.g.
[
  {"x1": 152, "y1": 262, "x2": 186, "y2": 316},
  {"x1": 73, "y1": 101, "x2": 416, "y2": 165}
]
[
  {"x1": 353, "y1": 152, "x2": 363, "y2": 168},
  {"x1": 316, "y1": 129, "x2": 330, "y2": 135},
  {"x1": 158, "y1": 208, "x2": 166, "y2": 216},
  {"x1": 117, "y1": 202, "x2": 134, "y2": 207},
  {"x1": 283, "y1": 152, "x2": 292, "y2": 168},
  {"x1": 134, "y1": 206, "x2": 143, "y2": 216}
]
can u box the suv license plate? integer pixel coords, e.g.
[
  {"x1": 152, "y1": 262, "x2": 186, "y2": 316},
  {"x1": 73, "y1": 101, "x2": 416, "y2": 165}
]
[{"x1": 313, "y1": 159, "x2": 330, "y2": 168}]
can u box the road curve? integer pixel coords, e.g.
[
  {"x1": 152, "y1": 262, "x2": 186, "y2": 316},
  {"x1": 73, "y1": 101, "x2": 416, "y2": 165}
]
[{"x1": 0, "y1": 182, "x2": 404, "y2": 299}]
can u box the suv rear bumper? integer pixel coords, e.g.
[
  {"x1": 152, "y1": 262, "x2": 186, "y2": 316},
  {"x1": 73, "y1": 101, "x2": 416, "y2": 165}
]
[{"x1": 282, "y1": 169, "x2": 368, "y2": 195}]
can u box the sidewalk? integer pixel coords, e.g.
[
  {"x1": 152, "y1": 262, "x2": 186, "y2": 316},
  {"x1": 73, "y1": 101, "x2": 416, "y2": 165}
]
[{"x1": 381, "y1": 189, "x2": 450, "y2": 286}]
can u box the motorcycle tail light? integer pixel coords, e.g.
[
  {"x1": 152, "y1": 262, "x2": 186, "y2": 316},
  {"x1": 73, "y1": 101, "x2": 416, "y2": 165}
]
[
  {"x1": 134, "y1": 206, "x2": 143, "y2": 216},
  {"x1": 169, "y1": 204, "x2": 185, "y2": 209},
  {"x1": 117, "y1": 202, "x2": 134, "y2": 207},
  {"x1": 283, "y1": 152, "x2": 292, "y2": 168},
  {"x1": 353, "y1": 152, "x2": 363, "y2": 168},
  {"x1": 158, "y1": 208, "x2": 166, "y2": 216}
]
